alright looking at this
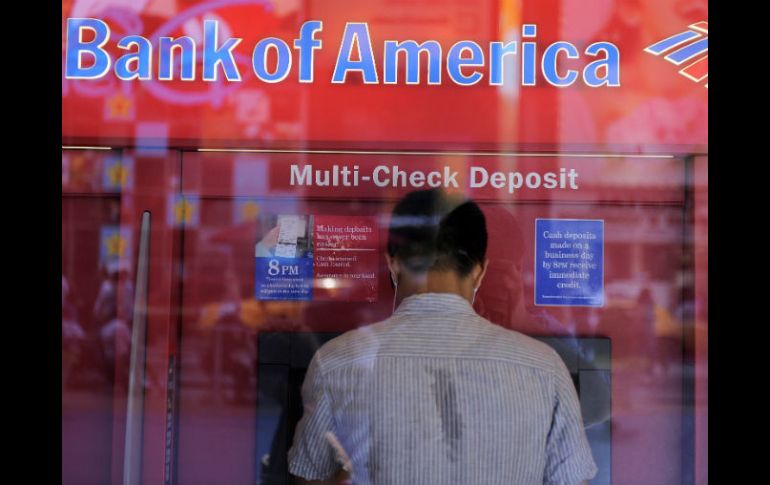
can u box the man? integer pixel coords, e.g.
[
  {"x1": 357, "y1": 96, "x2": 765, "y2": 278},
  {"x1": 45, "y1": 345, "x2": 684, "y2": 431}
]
[{"x1": 289, "y1": 189, "x2": 597, "y2": 485}]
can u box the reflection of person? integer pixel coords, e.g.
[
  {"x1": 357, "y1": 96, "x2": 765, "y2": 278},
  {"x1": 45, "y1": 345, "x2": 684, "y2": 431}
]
[
  {"x1": 62, "y1": 275, "x2": 86, "y2": 386},
  {"x1": 288, "y1": 189, "x2": 597, "y2": 485},
  {"x1": 93, "y1": 262, "x2": 133, "y2": 384},
  {"x1": 635, "y1": 286, "x2": 680, "y2": 378}
]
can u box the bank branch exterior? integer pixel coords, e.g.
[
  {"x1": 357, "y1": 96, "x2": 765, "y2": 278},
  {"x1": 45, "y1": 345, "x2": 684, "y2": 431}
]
[{"x1": 61, "y1": 1, "x2": 708, "y2": 484}]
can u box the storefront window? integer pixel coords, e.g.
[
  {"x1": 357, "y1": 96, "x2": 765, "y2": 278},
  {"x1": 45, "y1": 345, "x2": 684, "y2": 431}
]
[{"x1": 62, "y1": 1, "x2": 707, "y2": 484}]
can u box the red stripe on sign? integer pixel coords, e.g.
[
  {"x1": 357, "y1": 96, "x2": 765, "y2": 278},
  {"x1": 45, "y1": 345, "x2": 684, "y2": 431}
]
[
  {"x1": 689, "y1": 21, "x2": 708, "y2": 34},
  {"x1": 680, "y1": 56, "x2": 708, "y2": 82}
]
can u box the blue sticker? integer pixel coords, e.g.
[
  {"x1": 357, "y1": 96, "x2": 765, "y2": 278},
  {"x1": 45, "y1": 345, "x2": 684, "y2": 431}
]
[
  {"x1": 102, "y1": 156, "x2": 133, "y2": 191},
  {"x1": 535, "y1": 219, "x2": 604, "y2": 307},
  {"x1": 167, "y1": 194, "x2": 200, "y2": 228},
  {"x1": 99, "y1": 225, "x2": 132, "y2": 269},
  {"x1": 255, "y1": 257, "x2": 313, "y2": 301}
]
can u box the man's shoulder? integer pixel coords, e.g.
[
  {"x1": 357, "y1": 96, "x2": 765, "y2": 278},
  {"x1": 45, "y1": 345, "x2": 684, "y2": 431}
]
[
  {"x1": 314, "y1": 315, "x2": 559, "y2": 375},
  {"x1": 472, "y1": 316, "x2": 560, "y2": 372},
  {"x1": 313, "y1": 319, "x2": 392, "y2": 371}
]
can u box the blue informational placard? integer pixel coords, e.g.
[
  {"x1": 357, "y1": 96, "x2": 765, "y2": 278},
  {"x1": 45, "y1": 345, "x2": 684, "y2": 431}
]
[
  {"x1": 535, "y1": 219, "x2": 604, "y2": 307},
  {"x1": 255, "y1": 257, "x2": 314, "y2": 301}
]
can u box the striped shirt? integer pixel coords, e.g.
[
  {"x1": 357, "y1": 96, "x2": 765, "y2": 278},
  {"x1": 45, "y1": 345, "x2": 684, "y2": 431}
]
[{"x1": 288, "y1": 292, "x2": 598, "y2": 485}]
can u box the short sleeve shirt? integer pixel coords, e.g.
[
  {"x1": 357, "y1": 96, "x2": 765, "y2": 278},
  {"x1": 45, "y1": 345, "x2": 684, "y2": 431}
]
[{"x1": 289, "y1": 293, "x2": 598, "y2": 485}]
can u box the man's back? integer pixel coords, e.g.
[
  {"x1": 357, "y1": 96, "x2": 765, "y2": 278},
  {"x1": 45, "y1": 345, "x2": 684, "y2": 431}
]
[{"x1": 289, "y1": 293, "x2": 597, "y2": 485}]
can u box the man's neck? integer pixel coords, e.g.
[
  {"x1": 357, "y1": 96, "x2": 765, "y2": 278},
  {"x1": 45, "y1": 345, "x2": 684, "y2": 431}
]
[{"x1": 396, "y1": 270, "x2": 473, "y2": 305}]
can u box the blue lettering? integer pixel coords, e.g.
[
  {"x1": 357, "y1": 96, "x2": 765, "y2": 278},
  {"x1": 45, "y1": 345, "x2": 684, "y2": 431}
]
[
  {"x1": 490, "y1": 41, "x2": 517, "y2": 85},
  {"x1": 252, "y1": 38, "x2": 292, "y2": 83},
  {"x1": 522, "y1": 24, "x2": 538, "y2": 86},
  {"x1": 383, "y1": 40, "x2": 442, "y2": 84},
  {"x1": 584, "y1": 42, "x2": 620, "y2": 87},
  {"x1": 115, "y1": 36, "x2": 152, "y2": 81},
  {"x1": 63, "y1": 19, "x2": 622, "y2": 89},
  {"x1": 447, "y1": 41, "x2": 484, "y2": 85},
  {"x1": 293, "y1": 21, "x2": 323, "y2": 83},
  {"x1": 332, "y1": 23, "x2": 378, "y2": 84},
  {"x1": 542, "y1": 41, "x2": 579, "y2": 86},
  {"x1": 203, "y1": 20, "x2": 242, "y2": 82},
  {"x1": 65, "y1": 18, "x2": 111, "y2": 79},
  {"x1": 158, "y1": 36, "x2": 195, "y2": 81}
]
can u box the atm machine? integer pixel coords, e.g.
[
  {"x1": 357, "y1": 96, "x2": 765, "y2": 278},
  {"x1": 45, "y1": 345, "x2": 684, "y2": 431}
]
[{"x1": 61, "y1": 1, "x2": 708, "y2": 485}]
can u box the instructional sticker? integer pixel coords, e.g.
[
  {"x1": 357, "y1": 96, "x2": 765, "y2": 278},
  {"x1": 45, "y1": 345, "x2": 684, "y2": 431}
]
[{"x1": 535, "y1": 219, "x2": 604, "y2": 307}]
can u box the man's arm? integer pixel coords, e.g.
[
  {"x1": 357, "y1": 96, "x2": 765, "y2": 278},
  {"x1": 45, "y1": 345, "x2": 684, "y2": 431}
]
[{"x1": 287, "y1": 353, "x2": 341, "y2": 481}]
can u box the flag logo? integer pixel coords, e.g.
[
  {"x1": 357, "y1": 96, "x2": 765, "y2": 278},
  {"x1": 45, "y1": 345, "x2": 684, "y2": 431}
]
[{"x1": 644, "y1": 21, "x2": 708, "y2": 88}]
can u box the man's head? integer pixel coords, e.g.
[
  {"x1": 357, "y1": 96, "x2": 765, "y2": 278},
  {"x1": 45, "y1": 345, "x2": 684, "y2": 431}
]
[{"x1": 386, "y1": 189, "x2": 488, "y2": 304}]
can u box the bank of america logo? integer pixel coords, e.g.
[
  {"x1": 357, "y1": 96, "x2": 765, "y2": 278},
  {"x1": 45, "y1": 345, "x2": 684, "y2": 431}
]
[{"x1": 645, "y1": 21, "x2": 708, "y2": 88}]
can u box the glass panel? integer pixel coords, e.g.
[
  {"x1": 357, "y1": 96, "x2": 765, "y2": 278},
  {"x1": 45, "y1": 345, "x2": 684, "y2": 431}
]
[
  {"x1": 167, "y1": 151, "x2": 700, "y2": 485},
  {"x1": 61, "y1": 1, "x2": 708, "y2": 484},
  {"x1": 62, "y1": 148, "x2": 180, "y2": 485},
  {"x1": 62, "y1": 149, "x2": 135, "y2": 485}
]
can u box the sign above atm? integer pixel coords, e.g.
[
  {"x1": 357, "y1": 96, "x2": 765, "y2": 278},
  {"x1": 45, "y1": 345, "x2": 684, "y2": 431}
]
[
  {"x1": 61, "y1": 0, "x2": 707, "y2": 152},
  {"x1": 66, "y1": 19, "x2": 620, "y2": 88}
]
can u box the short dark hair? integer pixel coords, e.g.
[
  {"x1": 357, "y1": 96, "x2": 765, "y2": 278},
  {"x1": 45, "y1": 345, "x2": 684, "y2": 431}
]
[{"x1": 387, "y1": 189, "x2": 487, "y2": 276}]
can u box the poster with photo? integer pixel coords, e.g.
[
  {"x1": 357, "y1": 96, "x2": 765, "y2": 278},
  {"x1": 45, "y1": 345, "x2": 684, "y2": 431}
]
[
  {"x1": 255, "y1": 214, "x2": 378, "y2": 301},
  {"x1": 255, "y1": 215, "x2": 315, "y2": 301}
]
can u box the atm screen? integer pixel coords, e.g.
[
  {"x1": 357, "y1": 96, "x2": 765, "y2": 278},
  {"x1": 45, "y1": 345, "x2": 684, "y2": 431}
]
[{"x1": 255, "y1": 333, "x2": 611, "y2": 485}]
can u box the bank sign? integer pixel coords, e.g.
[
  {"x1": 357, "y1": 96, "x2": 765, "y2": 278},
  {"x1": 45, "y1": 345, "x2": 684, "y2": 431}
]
[{"x1": 65, "y1": 19, "x2": 620, "y2": 88}]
